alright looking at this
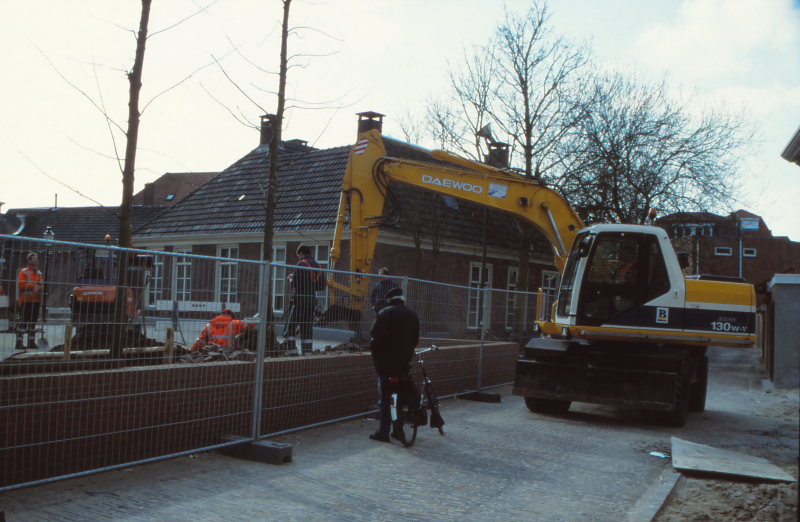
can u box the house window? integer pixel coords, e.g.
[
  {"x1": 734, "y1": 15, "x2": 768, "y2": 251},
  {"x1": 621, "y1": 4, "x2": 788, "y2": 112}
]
[
  {"x1": 673, "y1": 224, "x2": 713, "y2": 238},
  {"x1": 715, "y1": 247, "x2": 732, "y2": 256},
  {"x1": 175, "y1": 248, "x2": 192, "y2": 301},
  {"x1": 146, "y1": 250, "x2": 164, "y2": 308},
  {"x1": 272, "y1": 246, "x2": 286, "y2": 313},
  {"x1": 468, "y1": 262, "x2": 492, "y2": 330},
  {"x1": 743, "y1": 248, "x2": 756, "y2": 257},
  {"x1": 217, "y1": 246, "x2": 239, "y2": 304},
  {"x1": 505, "y1": 268, "x2": 518, "y2": 331},
  {"x1": 540, "y1": 271, "x2": 559, "y2": 322},
  {"x1": 310, "y1": 244, "x2": 330, "y2": 306},
  {"x1": 739, "y1": 218, "x2": 759, "y2": 231},
  {"x1": 165, "y1": 194, "x2": 175, "y2": 201}
]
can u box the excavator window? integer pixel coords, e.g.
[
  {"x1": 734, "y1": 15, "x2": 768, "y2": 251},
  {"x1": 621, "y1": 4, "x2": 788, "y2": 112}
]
[
  {"x1": 578, "y1": 232, "x2": 644, "y2": 326},
  {"x1": 556, "y1": 231, "x2": 589, "y2": 317}
]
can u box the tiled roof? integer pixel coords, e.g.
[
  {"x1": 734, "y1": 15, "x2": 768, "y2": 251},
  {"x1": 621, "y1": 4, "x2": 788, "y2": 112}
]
[
  {"x1": 132, "y1": 172, "x2": 218, "y2": 206},
  {"x1": 133, "y1": 135, "x2": 551, "y2": 254},
  {"x1": 134, "y1": 145, "x2": 350, "y2": 238},
  {"x1": 2, "y1": 206, "x2": 166, "y2": 245}
]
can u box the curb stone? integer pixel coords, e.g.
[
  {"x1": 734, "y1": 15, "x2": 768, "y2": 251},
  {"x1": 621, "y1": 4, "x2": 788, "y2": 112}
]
[{"x1": 626, "y1": 463, "x2": 686, "y2": 522}]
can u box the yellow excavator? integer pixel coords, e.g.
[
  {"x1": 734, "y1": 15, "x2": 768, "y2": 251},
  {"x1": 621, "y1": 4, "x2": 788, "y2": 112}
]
[{"x1": 327, "y1": 128, "x2": 755, "y2": 427}]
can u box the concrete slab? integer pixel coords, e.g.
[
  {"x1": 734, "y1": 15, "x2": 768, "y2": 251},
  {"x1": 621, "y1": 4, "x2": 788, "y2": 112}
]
[
  {"x1": 671, "y1": 436, "x2": 796, "y2": 483},
  {"x1": 217, "y1": 436, "x2": 293, "y2": 465}
]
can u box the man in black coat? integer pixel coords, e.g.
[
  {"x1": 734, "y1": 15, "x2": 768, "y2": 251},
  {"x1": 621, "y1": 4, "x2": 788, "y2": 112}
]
[
  {"x1": 368, "y1": 287, "x2": 419, "y2": 443},
  {"x1": 370, "y1": 268, "x2": 399, "y2": 314}
]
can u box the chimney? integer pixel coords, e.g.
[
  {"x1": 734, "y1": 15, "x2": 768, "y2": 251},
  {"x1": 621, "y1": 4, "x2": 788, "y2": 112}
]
[
  {"x1": 143, "y1": 183, "x2": 155, "y2": 206},
  {"x1": 357, "y1": 111, "x2": 385, "y2": 135},
  {"x1": 260, "y1": 114, "x2": 275, "y2": 146},
  {"x1": 485, "y1": 142, "x2": 510, "y2": 168}
]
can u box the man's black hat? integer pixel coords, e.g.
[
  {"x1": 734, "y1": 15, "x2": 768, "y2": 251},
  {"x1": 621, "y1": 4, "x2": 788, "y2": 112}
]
[{"x1": 386, "y1": 287, "x2": 404, "y2": 300}]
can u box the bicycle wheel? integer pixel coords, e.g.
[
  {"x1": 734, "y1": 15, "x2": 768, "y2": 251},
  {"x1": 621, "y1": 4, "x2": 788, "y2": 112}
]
[
  {"x1": 392, "y1": 399, "x2": 417, "y2": 447},
  {"x1": 424, "y1": 382, "x2": 445, "y2": 436}
]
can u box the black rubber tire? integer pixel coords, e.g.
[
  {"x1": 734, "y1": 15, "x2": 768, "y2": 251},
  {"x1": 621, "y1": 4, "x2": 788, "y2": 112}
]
[
  {"x1": 524, "y1": 397, "x2": 571, "y2": 414},
  {"x1": 643, "y1": 358, "x2": 691, "y2": 427},
  {"x1": 393, "y1": 402, "x2": 417, "y2": 447},
  {"x1": 688, "y1": 355, "x2": 708, "y2": 413}
]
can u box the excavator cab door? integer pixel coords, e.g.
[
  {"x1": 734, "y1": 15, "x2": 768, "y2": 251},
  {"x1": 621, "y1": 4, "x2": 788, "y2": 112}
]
[{"x1": 576, "y1": 232, "x2": 644, "y2": 328}]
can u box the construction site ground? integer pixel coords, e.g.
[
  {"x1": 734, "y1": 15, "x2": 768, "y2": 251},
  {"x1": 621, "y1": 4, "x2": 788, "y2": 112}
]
[{"x1": 0, "y1": 345, "x2": 797, "y2": 521}]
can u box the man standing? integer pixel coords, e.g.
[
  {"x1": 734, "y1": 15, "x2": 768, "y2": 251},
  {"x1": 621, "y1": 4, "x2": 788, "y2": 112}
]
[
  {"x1": 283, "y1": 245, "x2": 322, "y2": 355},
  {"x1": 191, "y1": 309, "x2": 255, "y2": 352},
  {"x1": 17, "y1": 252, "x2": 43, "y2": 351},
  {"x1": 370, "y1": 267, "x2": 399, "y2": 314},
  {"x1": 368, "y1": 287, "x2": 419, "y2": 443}
]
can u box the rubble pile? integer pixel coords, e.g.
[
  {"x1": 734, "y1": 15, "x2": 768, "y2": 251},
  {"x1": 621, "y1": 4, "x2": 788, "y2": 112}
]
[{"x1": 177, "y1": 344, "x2": 255, "y2": 364}]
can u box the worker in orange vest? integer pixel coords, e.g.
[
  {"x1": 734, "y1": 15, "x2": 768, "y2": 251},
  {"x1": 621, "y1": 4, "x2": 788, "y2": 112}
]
[
  {"x1": 17, "y1": 252, "x2": 43, "y2": 351},
  {"x1": 191, "y1": 309, "x2": 255, "y2": 352}
]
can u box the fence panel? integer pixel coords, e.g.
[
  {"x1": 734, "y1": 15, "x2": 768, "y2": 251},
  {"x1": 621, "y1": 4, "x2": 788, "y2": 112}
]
[
  {"x1": 0, "y1": 236, "x2": 265, "y2": 490},
  {"x1": 0, "y1": 234, "x2": 518, "y2": 490}
]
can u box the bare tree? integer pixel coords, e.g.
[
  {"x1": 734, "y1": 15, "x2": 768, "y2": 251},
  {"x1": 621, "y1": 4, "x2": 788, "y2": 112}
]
[
  {"x1": 427, "y1": 2, "x2": 589, "y2": 335},
  {"x1": 556, "y1": 71, "x2": 758, "y2": 225},
  {"x1": 112, "y1": 0, "x2": 152, "y2": 357}
]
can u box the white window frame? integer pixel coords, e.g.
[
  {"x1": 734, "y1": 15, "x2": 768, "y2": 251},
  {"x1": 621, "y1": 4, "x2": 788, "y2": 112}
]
[
  {"x1": 742, "y1": 248, "x2": 756, "y2": 257},
  {"x1": 271, "y1": 245, "x2": 287, "y2": 314},
  {"x1": 540, "y1": 271, "x2": 559, "y2": 322},
  {"x1": 505, "y1": 268, "x2": 519, "y2": 331},
  {"x1": 216, "y1": 245, "x2": 239, "y2": 305},
  {"x1": 145, "y1": 248, "x2": 164, "y2": 310},
  {"x1": 305, "y1": 244, "x2": 330, "y2": 306},
  {"x1": 715, "y1": 247, "x2": 733, "y2": 256},
  {"x1": 468, "y1": 262, "x2": 492, "y2": 330},
  {"x1": 173, "y1": 247, "x2": 192, "y2": 302}
]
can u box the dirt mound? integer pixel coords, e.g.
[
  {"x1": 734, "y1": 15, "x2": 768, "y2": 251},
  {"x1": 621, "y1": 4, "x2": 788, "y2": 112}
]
[{"x1": 656, "y1": 478, "x2": 798, "y2": 521}]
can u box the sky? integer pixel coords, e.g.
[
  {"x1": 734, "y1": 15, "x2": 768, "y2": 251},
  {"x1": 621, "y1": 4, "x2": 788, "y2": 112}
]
[{"x1": 1, "y1": 0, "x2": 798, "y2": 240}]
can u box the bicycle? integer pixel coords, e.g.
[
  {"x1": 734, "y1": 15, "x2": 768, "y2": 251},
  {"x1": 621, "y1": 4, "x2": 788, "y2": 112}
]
[{"x1": 390, "y1": 345, "x2": 446, "y2": 447}]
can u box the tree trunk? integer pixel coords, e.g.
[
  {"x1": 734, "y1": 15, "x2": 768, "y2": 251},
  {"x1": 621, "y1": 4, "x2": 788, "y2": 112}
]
[
  {"x1": 112, "y1": 0, "x2": 151, "y2": 359},
  {"x1": 261, "y1": 0, "x2": 292, "y2": 351}
]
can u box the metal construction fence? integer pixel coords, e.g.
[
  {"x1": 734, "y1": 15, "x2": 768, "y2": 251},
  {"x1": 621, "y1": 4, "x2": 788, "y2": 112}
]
[{"x1": 0, "y1": 235, "x2": 537, "y2": 490}]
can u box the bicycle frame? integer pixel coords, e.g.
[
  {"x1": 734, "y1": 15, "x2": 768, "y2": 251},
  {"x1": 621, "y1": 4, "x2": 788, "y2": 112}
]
[{"x1": 389, "y1": 345, "x2": 445, "y2": 437}]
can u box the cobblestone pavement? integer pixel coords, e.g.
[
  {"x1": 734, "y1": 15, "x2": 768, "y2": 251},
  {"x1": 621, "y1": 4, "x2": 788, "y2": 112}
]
[{"x1": 1, "y1": 346, "x2": 795, "y2": 521}]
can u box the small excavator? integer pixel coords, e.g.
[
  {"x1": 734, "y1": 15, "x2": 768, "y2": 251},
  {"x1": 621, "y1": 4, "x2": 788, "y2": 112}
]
[{"x1": 324, "y1": 126, "x2": 755, "y2": 427}]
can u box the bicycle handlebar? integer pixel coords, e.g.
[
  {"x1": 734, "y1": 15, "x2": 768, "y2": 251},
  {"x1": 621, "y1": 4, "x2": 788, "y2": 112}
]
[{"x1": 416, "y1": 344, "x2": 439, "y2": 355}]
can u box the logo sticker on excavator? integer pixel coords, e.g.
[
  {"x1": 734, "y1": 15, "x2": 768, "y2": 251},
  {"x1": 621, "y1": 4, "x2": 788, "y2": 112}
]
[
  {"x1": 656, "y1": 307, "x2": 669, "y2": 323},
  {"x1": 488, "y1": 183, "x2": 507, "y2": 199},
  {"x1": 354, "y1": 138, "x2": 369, "y2": 155}
]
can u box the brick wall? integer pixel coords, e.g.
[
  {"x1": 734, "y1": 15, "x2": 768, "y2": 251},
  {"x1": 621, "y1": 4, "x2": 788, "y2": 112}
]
[{"x1": 0, "y1": 342, "x2": 516, "y2": 489}]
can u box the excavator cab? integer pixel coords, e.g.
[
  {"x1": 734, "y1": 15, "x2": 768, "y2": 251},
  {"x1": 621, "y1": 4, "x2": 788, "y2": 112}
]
[{"x1": 555, "y1": 226, "x2": 679, "y2": 331}]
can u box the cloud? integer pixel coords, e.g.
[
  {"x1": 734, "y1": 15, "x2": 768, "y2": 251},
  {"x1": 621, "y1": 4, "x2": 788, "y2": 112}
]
[{"x1": 635, "y1": 0, "x2": 800, "y2": 81}]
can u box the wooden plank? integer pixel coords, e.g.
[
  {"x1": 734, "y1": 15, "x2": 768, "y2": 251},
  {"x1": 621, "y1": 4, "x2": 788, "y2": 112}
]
[
  {"x1": 671, "y1": 436, "x2": 796, "y2": 483},
  {"x1": 164, "y1": 327, "x2": 175, "y2": 365},
  {"x1": 63, "y1": 324, "x2": 72, "y2": 361}
]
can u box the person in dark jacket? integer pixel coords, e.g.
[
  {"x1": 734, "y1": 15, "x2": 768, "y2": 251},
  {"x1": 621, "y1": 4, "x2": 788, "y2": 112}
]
[
  {"x1": 283, "y1": 245, "x2": 322, "y2": 355},
  {"x1": 370, "y1": 268, "x2": 399, "y2": 314},
  {"x1": 368, "y1": 287, "x2": 420, "y2": 443}
]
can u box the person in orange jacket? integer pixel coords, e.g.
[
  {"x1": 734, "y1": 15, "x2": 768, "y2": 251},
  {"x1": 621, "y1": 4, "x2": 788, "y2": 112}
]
[
  {"x1": 17, "y1": 252, "x2": 43, "y2": 351},
  {"x1": 190, "y1": 309, "x2": 255, "y2": 352}
]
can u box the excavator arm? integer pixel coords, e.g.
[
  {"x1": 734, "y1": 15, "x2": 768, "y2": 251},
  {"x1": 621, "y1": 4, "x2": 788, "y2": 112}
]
[{"x1": 327, "y1": 129, "x2": 583, "y2": 310}]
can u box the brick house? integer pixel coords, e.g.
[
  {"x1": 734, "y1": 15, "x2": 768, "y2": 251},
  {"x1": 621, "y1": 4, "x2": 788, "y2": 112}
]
[
  {"x1": 656, "y1": 209, "x2": 800, "y2": 302},
  {"x1": 133, "y1": 172, "x2": 218, "y2": 206},
  {"x1": 132, "y1": 114, "x2": 557, "y2": 336}
]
